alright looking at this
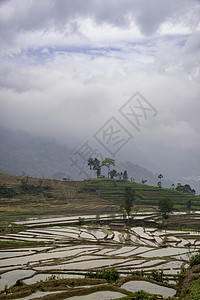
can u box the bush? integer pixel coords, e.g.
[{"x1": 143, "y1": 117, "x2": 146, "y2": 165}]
[
  {"x1": 148, "y1": 270, "x2": 164, "y2": 282},
  {"x1": 85, "y1": 268, "x2": 120, "y2": 282},
  {"x1": 0, "y1": 184, "x2": 17, "y2": 198},
  {"x1": 158, "y1": 196, "x2": 174, "y2": 219},
  {"x1": 132, "y1": 270, "x2": 144, "y2": 277},
  {"x1": 130, "y1": 290, "x2": 159, "y2": 299},
  {"x1": 189, "y1": 253, "x2": 200, "y2": 268},
  {"x1": 77, "y1": 217, "x2": 85, "y2": 225}
]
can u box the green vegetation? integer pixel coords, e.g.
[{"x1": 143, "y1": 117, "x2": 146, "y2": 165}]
[
  {"x1": 130, "y1": 269, "x2": 167, "y2": 283},
  {"x1": 88, "y1": 158, "x2": 101, "y2": 177},
  {"x1": 101, "y1": 158, "x2": 115, "y2": 178},
  {"x1": 147, "y1": 270, "x2": 166, "y2": 283},
  {"x1": 83, "y1": 179, "x2": 200, "y2": 211},
  {"x1": 4, "y1": 284, "x2": 8, "y2": 294},
  {"x1": 157, "y1": 173, "x2": 163, "y2": 188},
  {"x1": 189, "y1": 253, "x2": 200, "y2": 269},
  {"x1": 85, "y1": 268, "x2": 120, "y2": 282},
  {"x1": 180, "y1": 277, "x2": 200, "y2": 300},
  {"x1": 0, "y1": 240, "x2": 40, "y2": 246},
  {"x1": 123, "y1": 187, "x2": 135, "y2": 220},
  {"x1": 158, "y1": 196, "x2": 174, "y2": 219},
  {"x1": 0, "y1": 221, "x2": 24, "y2": 233},
  {"x1": 1, "y1": 174, "x2": 200, "y2": 223},
  {"x1": 175, "y1": 183, "x2": 195, "y2": 195},
  {"x1": 19, "y1": 177, "x2": 51, "y2": 196},
  {"x1": 45, "y1": 275, "x2": 60, "y2": 281},
  {"x1": 77, "y1": 216, "x2": 85, "y2": 225},
  {"x1": 0, "y1": 177, "x2": 51, "y2": 199},
  {"x1": 0, "y1": 183, "x2": 17, "y2": 198},
  {"x1": 112, "y1": 290, "x2": 163, "y2": 300},
  {"x1": 176, "y1": 253, "x2": 200, "y2": 287},
  {"x1": 131, "y1": 270, "x2": 145, "y2": 277}
]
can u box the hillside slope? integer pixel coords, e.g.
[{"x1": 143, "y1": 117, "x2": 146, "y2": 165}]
[{"x1": 0, "y1": 174, "x2": 200, "y2": 226}]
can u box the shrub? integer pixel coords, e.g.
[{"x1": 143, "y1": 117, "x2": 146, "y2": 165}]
[
  {"x1": 158, "y1": 196, "x2": 174, "y2": 219},
  {"x1": 85, "y1": 268, "x2": 119, "y2": 282},
  {"x1": 176, "y1": 266, "x2": 187, "y2": 283},
  {"x1": 0, "y1": 184, "x2": 16, "y2": 198},
  {"x1": 77, "y1": 217, "x2": 85, "y2": 225},
  {"x1": 189, "y1": 253, "x2": 200, "y2": 268},
  {"x1": 4, "y1": 284, "x2": 8, "y2": 294},
  {"x1": 132, "y1": 270, "x2": 144, "y2": 277},
  {"x1": 130, "y1": 290, "x2": 159, "y2": 299},
  {"x1": 148, "y1": 270, "x2": 164, "y2": 282}
]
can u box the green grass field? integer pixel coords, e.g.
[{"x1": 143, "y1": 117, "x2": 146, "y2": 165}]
[{"x1": 84, "y1": 179, "x2": 200, "y2": 211}]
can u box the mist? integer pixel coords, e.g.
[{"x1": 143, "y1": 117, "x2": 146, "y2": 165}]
[{"x1": 0, "y1": 0, "x2": 199, "y2": 191}]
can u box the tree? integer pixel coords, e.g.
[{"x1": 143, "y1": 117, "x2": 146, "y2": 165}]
[
  {"x1": 175, "y1": 183, "x2": 195, "y2": 195},
  {"x1": 101, "y1": 158, "x2": 115, "y2": 178},
  {"x1": 123, "y1": 187, "x2": 135, "y2": 222},
  {"x1": 123, "y1": 170, "x2": 128, "y2": 181},
  {"x1": 171, "y1": 183, "x2": 175, "y2": 190},
  {"x1": 88, "y1": 158, "x2": 94, "y2": 171},
  {"x1": 110, "y1": 169, "x2": 117, "y2": 179},
  {"x1": 93, "y1": 158, "x2": 101, "y2": 177},
  {"x1": 157, "y1": 181, "x2": 161, "y2": 188},
  {"x1": 158, "y1": 174, "x2": 163, "y2": 188},
  {"x1": 142, "y1": 180, "x2": 147, "y2": 184},
  {"x1": 158, "y1": 197, "x2": 174, "y2": 219},
  {"x1": 88, "y1": 158, "x2": 101, "y2": 177},
  {"x1": 187, "y1": 199, "x2": 192, "y2": 211}
]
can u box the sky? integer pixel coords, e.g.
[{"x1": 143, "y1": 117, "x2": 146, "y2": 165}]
[{"x1": 0, "y1": 0, "x2": 200, "y2": 187}]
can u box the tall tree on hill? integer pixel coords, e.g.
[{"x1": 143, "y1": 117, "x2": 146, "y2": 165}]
[
  {"x1": 110, "y1": 169, "x2": 117, "y2": 179},
  {"x1": 93, "y1": 158, "x2": 101, "y2": 177},
  {"x1": 175, "y1": 183, "x2": 196, "y2": 195},
  {"x1": 101, "y1": 158, "x2": 115, "y2": 178},
  {"x1": 123, "y1": 187, "x2": 135, "y2": 222},
  {"x1": 88, "y1": 158, "x2": 93, "y2": 171},
  {"x1": 123, "y1": 170, "x2": 128, "y2": 181},
  {"x1": 171, "y1": 183, "x2": 175, "y2": 190},
  {"x1": 87, "y1": 158, "x2": 101, "y2": 177},
  {"x1": 157, "y1": 174, "x2": 163, "y2": 188}
]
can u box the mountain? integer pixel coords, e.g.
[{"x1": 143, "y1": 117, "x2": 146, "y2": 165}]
[
  {"x1": 0, "y1": 127, "x2": 172, "y2": 187},
  {"x1": 0, "y1": 127, "x2": 73, "y2": 179}
]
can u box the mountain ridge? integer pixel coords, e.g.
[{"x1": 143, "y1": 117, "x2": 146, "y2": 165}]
[{"x1": 0, "y1": 127, "x2": 173, "y2": 188}]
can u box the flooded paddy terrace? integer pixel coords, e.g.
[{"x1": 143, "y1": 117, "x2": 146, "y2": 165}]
[{"x1": 0, "y1": 213, "x2": 200, "y2": 299}]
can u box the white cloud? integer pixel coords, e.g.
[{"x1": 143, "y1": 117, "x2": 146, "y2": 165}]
[
  {"x1": 0, "y1": 0, "x2": 199, "y2": 54},
  {"x1": 0, "y1": 0, "x2": 200, "y2": 183}
]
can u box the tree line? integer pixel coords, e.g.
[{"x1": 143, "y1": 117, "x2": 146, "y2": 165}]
[{"x1": 88, "y1": 157, "x2": 128, "y2": 180}]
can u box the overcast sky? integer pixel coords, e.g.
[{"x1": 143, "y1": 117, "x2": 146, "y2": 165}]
[{"x1": 0, "y1": 0, "x2": 200, "y2": 185}]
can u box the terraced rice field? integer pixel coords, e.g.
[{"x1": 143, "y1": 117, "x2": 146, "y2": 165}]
[{"x1": 0, "y1": 213, "x2": 200, "y2": 299}]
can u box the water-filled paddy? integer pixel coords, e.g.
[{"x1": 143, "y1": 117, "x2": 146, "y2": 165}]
[
  {"x1": 1, "y1": 213, "x2": 200, "y2": 298},
  {"x1": 121, "y1": 280, "x2": 176, "y2": 297},
  {"x1": 15, "y1": 291, "x2": 64, "y2": 300},
  {"x1": 0, "y1": 269, "x2": 35, "y2": 289},
  {"x1": 24, "y1": 273, "x2": 84, "y2": 285},
  {"x1": 65, "y1": 291, "x2": 126, "y2": 300}
]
